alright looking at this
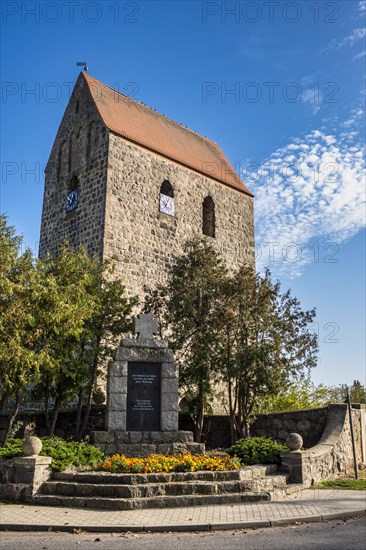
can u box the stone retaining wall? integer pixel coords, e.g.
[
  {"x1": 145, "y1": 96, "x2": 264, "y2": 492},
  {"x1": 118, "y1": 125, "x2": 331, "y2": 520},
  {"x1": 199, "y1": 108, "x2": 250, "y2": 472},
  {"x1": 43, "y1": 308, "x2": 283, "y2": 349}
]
[
  {"x1": 281, "y1": 404, "x2": 364, "y2": 485},
  {"x1": 0, "y1": 405, "x2": 106, "y2": 442},
  {"x1": 2, "y1": 404, "x2": 364, "y2": 457},
  {"x1": 179, "y1": 407, "x2": 329, "y2": 449}
]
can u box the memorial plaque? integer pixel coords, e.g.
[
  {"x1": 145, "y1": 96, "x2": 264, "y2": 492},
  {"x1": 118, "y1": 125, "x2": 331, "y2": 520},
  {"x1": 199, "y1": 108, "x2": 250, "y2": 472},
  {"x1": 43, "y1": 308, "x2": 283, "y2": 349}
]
[{"x1": 126, "y1": 362, "x2": 161, "y2": 431}]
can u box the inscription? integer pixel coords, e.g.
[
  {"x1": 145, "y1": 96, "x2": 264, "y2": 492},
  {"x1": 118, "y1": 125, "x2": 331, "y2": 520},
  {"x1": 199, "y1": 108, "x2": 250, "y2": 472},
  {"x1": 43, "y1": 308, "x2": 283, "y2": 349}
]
[{"x1": 126, "y1": 362, "x2": 161, "y2": 431}]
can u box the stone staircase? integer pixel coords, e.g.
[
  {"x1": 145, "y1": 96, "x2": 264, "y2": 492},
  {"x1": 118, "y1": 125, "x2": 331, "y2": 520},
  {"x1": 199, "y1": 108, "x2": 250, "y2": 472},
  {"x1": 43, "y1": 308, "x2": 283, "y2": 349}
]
[{"x1": 33, "y1": 465, "x2": 301, "y2": 510}]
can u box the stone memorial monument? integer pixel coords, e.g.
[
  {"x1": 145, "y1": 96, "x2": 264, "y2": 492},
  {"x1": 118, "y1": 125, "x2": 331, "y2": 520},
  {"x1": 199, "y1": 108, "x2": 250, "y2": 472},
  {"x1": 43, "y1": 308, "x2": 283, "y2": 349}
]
[{"x1": 90, "y1": 314, "x2": 204, "y2": 456}]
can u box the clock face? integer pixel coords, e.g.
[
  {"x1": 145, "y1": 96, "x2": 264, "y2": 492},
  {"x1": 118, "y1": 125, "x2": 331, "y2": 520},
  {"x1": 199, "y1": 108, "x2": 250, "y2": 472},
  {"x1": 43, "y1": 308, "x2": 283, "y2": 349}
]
[
  {"x1": 160, "y1": 193, "x2": 174, "y2": 216},
  {"x1": 66, "y1": 189, "x2": 78, "y2": 212}
]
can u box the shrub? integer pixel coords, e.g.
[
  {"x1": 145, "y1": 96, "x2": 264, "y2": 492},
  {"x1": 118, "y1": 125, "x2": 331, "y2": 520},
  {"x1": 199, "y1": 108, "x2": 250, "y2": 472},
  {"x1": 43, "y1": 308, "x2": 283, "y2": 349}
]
[
  {"x1": 0, "y1": 437, "x2": 104, "y2": 472},
  {"x1": 99, "y1": 453, "x2": 241, "y2": 474},
  {"x1": 228, "y1": 437, "x2": 286, "y2": 465}
]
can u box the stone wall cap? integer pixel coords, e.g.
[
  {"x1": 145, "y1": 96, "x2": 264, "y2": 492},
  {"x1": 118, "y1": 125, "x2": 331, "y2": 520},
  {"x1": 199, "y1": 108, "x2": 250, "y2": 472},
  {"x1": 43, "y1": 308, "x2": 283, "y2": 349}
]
[
  {"x1": 13, "y1": 456, "x2": 52, "y2": 465},
  {"x1": 122, "y1": 338, "x2": 168, "y2": 349}
]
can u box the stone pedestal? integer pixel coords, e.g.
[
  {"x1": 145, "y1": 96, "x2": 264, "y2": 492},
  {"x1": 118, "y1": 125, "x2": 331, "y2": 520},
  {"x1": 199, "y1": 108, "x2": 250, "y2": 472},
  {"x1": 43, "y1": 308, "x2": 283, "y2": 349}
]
[
  {"x1": 0, "y1": 456, "x2": 52, "y2": 501},
  {"x1": 91, "y1": 314, "x2": 205, "y2": 456}
]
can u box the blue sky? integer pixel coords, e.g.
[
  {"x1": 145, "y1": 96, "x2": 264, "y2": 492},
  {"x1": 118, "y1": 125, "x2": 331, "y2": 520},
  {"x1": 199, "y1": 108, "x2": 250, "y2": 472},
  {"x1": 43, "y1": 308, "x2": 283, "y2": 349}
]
[{"x1": 1, "y1": 1, "x2": 365, "y2": 387}]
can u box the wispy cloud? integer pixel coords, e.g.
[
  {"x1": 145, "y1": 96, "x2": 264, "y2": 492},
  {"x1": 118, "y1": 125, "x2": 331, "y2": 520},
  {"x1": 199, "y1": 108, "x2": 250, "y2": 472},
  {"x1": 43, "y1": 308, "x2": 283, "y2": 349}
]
[
  {"x1": 301, "y1": 88, "x2": 322, "y2": 115},
  {"x1": 322, "y1": 2, "x2": 366, "y2": 54},
  {"x1": 246, "y1": 108, "x2": 365, "y2": 279},
  {"x1": 354, "y1": 50, "x2": 366, "y2": 59}
]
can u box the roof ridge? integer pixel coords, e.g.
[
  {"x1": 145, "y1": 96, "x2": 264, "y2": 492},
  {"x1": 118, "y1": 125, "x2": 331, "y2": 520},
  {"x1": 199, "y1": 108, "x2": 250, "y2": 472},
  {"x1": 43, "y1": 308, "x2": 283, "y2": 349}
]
[{"x1": 83, "y1": 73, "x2": 219, "y2": 148}]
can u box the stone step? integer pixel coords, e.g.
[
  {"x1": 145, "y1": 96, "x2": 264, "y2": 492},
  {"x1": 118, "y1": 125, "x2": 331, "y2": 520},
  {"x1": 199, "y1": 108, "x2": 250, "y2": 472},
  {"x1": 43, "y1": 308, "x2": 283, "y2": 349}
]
[
  {"x1": 33, "y1": 491, "x2": 272, "y2": 510},
  {"x1": 52, "y1": 464, "x2": 278, "y2": 485},
  {"x1": 39, "y1": 474, "x2": 288, "y2": 499}
]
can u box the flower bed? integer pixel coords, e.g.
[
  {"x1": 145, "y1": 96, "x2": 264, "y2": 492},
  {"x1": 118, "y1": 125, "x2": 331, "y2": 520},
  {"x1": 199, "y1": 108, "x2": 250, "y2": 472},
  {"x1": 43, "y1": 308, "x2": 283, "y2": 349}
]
[{"x1": 98, "y1": 452, "x2": 241, "y2": 474}]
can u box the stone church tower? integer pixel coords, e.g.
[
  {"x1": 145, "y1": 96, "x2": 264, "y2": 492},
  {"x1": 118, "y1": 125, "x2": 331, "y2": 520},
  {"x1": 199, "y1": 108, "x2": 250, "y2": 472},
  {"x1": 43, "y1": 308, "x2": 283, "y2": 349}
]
[{"x1": 39, "y1": 73, "x2": 254, "y2": 299}]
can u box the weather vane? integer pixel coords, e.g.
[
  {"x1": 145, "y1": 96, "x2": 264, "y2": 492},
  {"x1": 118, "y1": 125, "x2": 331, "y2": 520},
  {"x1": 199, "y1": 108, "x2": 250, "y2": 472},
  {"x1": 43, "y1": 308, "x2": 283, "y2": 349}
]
[{"x1": 76, "y1": 61, "x2": 88, "y2": 71}]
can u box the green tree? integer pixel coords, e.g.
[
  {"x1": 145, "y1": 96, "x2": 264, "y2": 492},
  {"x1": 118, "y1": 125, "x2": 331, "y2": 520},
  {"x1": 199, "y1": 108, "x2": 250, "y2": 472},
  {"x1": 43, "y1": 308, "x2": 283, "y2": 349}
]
[
  {"x1": 0, "y1": 215, "x2": 42, "y2": 442},
  {"x1": 349, "y1": 380, "x2": 366, "y2": 404},
  {"x1": 222, "y1": 268, "x2": 318, "y2": 439},
  {"x1": 31, "y1": 243, "x2": 100, "y2": 435},
  {"x1": 255, "y1": 379, "x2": 365, "y2": 413},
  {"x1": 255, "y1": 376, "x2": 335, "y2": 413},
  {"x1": 73, "y1": 261, "x2": 138, "y2": 440},
  {"x1": 34, "y1": 243, "x2": 137, "y2": 436},
  {"x1": 146, "y1": 239, "x2": 228, "y2": 442}
]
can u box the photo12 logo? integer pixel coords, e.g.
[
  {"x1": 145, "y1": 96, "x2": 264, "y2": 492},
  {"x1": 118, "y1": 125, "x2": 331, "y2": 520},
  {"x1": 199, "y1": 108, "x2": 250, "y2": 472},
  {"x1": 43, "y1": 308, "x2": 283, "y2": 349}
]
[
  {"x1": 202, "y1": 81, "x2": 339, "y2": 104},
  {"x1": 1, "y1": 80, "x2": 140, "y2": 104},
  {"x1": 1, "y1": 2, "x2": 140, "y2": 24},
  {"x1": 201, "y1": 2, "x2": 339, "y2": 24}
]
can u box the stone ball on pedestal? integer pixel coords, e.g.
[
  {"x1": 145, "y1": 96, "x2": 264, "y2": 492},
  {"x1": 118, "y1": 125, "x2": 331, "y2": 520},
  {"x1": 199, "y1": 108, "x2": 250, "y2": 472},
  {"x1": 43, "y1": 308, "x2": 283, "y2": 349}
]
[
  {"x1": 286, "y1": 432, "x2": 303, "y2": 451},
  {"x1": 22, "y1": 435, "x2": 43, "y2": 457}
]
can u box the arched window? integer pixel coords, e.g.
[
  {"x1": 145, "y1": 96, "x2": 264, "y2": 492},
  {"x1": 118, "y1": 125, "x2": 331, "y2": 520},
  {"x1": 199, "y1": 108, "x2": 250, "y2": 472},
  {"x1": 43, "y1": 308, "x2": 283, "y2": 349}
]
[
  {"x1": 159, "y1": 180, "x2": 175, "y2": 216},
  {"x1": 202, "y1": 196, "x2": 215, "y2": 238},
  {"x1": 66, "y1": 176, "x2": 79, "y2": 213}
]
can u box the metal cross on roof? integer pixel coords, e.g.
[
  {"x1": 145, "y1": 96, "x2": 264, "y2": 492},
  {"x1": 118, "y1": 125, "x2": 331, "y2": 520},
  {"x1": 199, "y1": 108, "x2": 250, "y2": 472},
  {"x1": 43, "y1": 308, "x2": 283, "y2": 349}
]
[{"x1": 135, "y1": 313, "x2": 159, "y2": 339}]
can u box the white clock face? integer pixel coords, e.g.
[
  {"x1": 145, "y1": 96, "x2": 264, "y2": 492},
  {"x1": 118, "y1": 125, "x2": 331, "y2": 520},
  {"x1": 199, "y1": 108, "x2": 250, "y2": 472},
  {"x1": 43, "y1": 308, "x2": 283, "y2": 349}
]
[
  {"x1": 160, "y1": 193, "x2": 174, "y2": 216},
  {"x1": 66, "y1": 189, "x2": 78, "y2": 212}
]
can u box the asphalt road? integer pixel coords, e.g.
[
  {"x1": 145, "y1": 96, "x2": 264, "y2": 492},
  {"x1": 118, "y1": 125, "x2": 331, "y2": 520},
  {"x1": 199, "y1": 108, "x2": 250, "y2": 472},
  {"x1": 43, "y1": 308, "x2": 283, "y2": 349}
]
[{"x1": 1, "y1": 516, "x2": 365, "y2": 550}]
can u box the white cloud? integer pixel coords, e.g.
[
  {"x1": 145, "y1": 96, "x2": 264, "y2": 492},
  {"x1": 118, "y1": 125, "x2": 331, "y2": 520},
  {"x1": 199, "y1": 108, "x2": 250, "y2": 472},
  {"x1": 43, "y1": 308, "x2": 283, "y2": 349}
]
[
  {"x1": 354, "y1": 50, "x2": 366, "y2": 59},
  {"x1": 322, "y1": 2, "x2": 366, "y2": 53},
  {"x1": 246, "y1": 110, "x2": 366, "y2": 279},
  {"x1": 343, "y1": 27, "x2": 366, "y2": 46},
  {"x1": 301, "y1": 89, "x2": 322, "y2": 115}
]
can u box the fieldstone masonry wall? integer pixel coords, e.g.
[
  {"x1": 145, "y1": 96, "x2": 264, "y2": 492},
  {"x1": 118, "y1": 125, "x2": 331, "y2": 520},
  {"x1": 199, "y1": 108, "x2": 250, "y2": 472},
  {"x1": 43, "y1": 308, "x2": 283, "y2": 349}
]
[
  {"x1": 39, "y1": 75, "x2": 254, "y2": 303},
  {"x1": 179, "y1": 407, "x2": 329, "y2": 449},
  {"x1": 281, "y1": 404, "x2": 364, "y2": 485},
  {"x1": 250, "y1": 407, "x2": 328, "y2": 448},
  {"x1": 0, "y1": 456, "x2": 52, "y2": 502},
  {"x1": 104, "y1": 135, "x2": 254, "y2": 300},
  {"x1": 39, "y1": 75, "x2": 108, "y2": 259}
]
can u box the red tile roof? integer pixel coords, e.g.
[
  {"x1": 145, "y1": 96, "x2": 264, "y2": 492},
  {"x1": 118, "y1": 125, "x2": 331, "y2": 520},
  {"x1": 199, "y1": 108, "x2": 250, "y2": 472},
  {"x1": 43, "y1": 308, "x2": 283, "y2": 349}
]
[{"x1": 83, "y1": 73, "x2": 253, "y2": 196}]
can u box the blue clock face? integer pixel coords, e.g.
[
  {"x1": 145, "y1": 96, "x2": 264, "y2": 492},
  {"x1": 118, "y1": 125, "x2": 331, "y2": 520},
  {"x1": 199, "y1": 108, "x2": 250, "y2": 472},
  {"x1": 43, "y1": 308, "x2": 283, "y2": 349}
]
[{"x1": 66, "y1": 189, "x2": 78, "y2": 212}]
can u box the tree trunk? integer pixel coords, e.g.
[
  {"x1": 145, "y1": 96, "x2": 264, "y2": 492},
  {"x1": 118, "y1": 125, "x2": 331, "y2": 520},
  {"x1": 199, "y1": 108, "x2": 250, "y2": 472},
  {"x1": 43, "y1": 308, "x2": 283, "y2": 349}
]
[
  {"x1": 78, "y1": 347, "x2": 100, "y2": 440},
  {"x1": 74, "y1": 388, "x2": 83, "y2": 440},
  {"x1": 44, "y1": 374, "x2": 51, "y2": 433},
  {"x1": 194, "y1": 384, "x2": 205, "y2": 443},
  {"x1": 49, "y1": 393, "x2": 63, "y2": 435},
  {"x1": 1, "y1": 394, "x2": 20, "y2": 446},
  {"x1": 243, "y1": 419, "x2": 251, "y2": 438},
  {"x1": 228, "y1": 380, "x2": 235, "y2": 445}
]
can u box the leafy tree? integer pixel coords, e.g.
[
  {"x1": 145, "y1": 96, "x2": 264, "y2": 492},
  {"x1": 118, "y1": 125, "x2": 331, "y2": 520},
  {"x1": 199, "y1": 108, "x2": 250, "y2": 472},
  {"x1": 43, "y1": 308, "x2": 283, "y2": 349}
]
[
  {"x1": 146, "y1": 242, "x2": 318, "y2": 444},
  {"x1": 0, "y1": 215, "x2": 43, "y2": 443},
  {"x1": 72, "y1": 261, "x2": 138, "y2": 440},
  {"x1": 145, "y1": 239, "x2": 228, "y2": 442},
  {"x1": 222, "y1": 268, "x2": 318, "y2": 439},
  {"x1": 255, "y1": 376, "x2": 335, "y2": 413},
  {"x1": 33, "y1": 243, "x2": 137, "y2": 437},
  {"x1": 33, "y1": 243, "x2": 100, "y2": 435},
  {"x1": 255, "y1": 378, "x2": 366, "y2": 413}
]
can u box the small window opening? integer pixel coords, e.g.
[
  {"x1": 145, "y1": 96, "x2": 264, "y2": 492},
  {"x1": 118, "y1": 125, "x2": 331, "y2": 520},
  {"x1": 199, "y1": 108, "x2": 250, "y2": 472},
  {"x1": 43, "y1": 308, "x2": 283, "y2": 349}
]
[{"x1": 202, "y1": 196, "x2": 215, "y2": 238}]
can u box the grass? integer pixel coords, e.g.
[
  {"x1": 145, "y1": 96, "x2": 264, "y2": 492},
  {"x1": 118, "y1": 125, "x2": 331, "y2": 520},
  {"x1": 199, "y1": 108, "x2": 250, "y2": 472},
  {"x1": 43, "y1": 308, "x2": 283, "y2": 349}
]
[{"x1": 317, "y1": 478, "x2": 366, "y2": 490}]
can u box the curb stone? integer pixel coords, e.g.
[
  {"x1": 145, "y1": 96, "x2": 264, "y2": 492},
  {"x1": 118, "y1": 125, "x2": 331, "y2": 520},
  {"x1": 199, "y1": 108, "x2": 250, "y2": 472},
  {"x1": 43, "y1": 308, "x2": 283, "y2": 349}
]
[{"x1": 1, "y1": 509, "x2": 365, "y2": 533}]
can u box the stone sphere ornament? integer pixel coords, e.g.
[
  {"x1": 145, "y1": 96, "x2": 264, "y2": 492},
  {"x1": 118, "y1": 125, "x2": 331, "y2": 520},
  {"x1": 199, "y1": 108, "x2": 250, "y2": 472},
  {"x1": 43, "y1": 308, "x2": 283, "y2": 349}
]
[
  {"x1": 286, "y1": 433, "x2": 303, "y2": 451},
  {"x1": 22, "y1": 435, "x2": 43, "y2": 457}
]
